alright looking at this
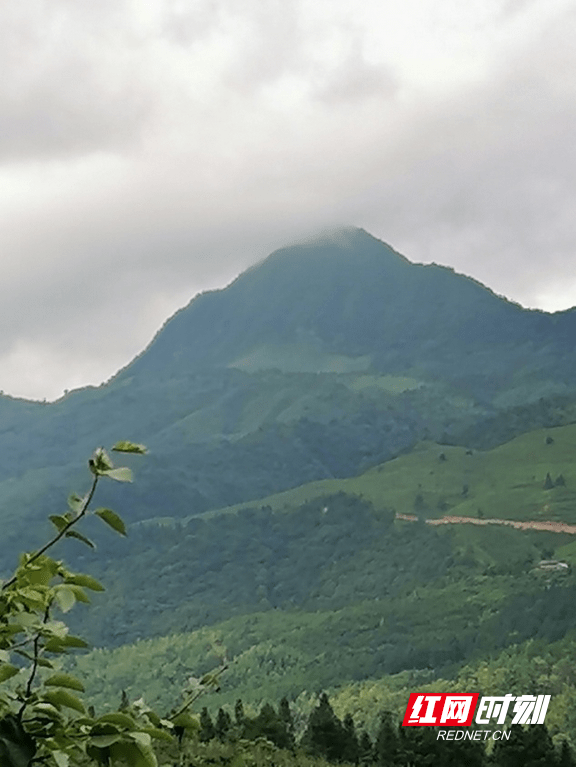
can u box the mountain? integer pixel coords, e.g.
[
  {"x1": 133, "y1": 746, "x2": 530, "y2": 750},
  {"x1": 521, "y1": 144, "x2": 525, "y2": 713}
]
[
  {"x1": 3, "y1": 227, "x2": 576, "y2": 749},
  {"x1": 1, "y1": 227, "x2": 576, "y2": 555},
  {"x1": 119, "y1": 226, "x2": 574, "y2": 391}
]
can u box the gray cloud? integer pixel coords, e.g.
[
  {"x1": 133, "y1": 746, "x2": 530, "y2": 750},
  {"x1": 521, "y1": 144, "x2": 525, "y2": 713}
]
[
  {"x1": 311, "y1": 36, "x2": 397, "y2": 104},
  {"x1": 0, "y1": 0, "x2": 574, "y2": 399},
  {"x1": 0, "y1": 3, "x2": 152, "y2": 161},
  {"x1": 351, "y1": 6, "x2": 576, "y2": 308}
]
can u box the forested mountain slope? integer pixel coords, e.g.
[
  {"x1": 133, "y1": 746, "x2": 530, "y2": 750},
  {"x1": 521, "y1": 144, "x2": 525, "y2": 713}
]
[
  {"x1": 57, "y1": 423, "x2": 576, "y2": 654},
  {"x1": 2, "y1": 228, "x2": 576, "y2": 563}
]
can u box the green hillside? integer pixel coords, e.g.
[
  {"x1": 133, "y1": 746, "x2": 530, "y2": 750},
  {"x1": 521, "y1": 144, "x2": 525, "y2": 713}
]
[
  {"x1": 40, "y1": 419, "x2": 574, "y2": 756},
  {"x1": 153, "y1": 422, "x2": 576, "y2": 529},
  {"x1": 71, "y1": 576, "x2": 576, "y2": 739}
]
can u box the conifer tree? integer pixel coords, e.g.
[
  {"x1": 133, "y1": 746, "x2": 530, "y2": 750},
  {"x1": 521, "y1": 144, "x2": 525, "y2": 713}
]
[
  {"x1": 279, "y1": 696, "x2": 296, "y2": 748},
  {"x1": 301, "y1": 693, "x2": 347, "y2": 763},
  {"x1": 434, "y1": 727, "x2": 485, "y2": 767},
  {"x1": 247, "y1": 702, "x2": 294, "y2": 749},
  {"x1": 358, "y1": 730, "x2": 374, "y2": 765},
  {"x1": 234, "y1": 698, "x2": 245, "y2": 727},
  {"x1": 199, "y1": 706, "x2": 215, "y2": 742},
  {"x1": 559, "y1": 739, "x2": 576, "y2": 767},
  {"x1": 215, "y1": 707, "x2": 232, "y2": 742},
  {"x1": 399, "y1": 725, "x2": 440, "y2": 767},
  {"x1": 492, "y1": 724, "x2": 557, "y2": 767},
  {"x1": 374, "y1": 710, "x2": 401, "y2": 767},
  {"x1": 342, "y1": 712, "x2": 360, "y2": 764}
]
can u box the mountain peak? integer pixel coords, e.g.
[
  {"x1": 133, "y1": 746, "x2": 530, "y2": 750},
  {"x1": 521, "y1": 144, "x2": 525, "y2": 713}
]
[
  {"x1": 244, "y1": 227, "x2": 410, "y2": 287},
  {"x1": 122, "y1": 227, "x2": 535, "y2": 382},
  {"x1": 290, "y1": 226, "x2": 378, "y2": 248}
]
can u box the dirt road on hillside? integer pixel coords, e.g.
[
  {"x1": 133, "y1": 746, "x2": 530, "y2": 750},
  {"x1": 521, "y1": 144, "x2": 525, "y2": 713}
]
[{"x1": 395, "y1": 513, "x2": 576, "y2": 534}]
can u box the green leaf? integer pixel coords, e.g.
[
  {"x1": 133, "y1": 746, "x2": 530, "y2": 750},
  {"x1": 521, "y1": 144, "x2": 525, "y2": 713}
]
[
  {"x1": 43, "y1": 688, "x2": 86, "y2": 713},
  {"x1": 43, "y1": 619, "x2": 68, "y2": 639},
  {"x1": 101, "y1": 467, "x2": 133, "y2": 483},
  {"x1": 89, "y1": 733, "x2": 122, "y2": 747},
  {"x1": 54, "y1": 585, "x2": 76, "y2": 614},
  {"x1": 64, "y1": 574, "x2": 104, "y2": 592},
  {"x1": 67, "y1": 493, "x2": 85, "y2": 513},
  {"x1": 0, "y1": 663, "x2": 19, "y2": 683},
  {"x1": 110, "y1": 735, "x2": 157, "y2": 767},
  {"x1": 16, "y1": 586, "x2": 45, "y2": 606},
  {"x1": 67, "y1": 585, "x2": 90, "y2": 604},
  {"x1": 49, "y1": 515, "x2": 68, "y2": 533},
  {"x1": 44, "y1": 673, "x2": 85, "y2": 692},
  {"x1": 199, "y1": 672, "x2": 221, "y2": 687},
  {"x1": 171, "y1": 712, "x2": 199, "y2": 732},
  {"x1": 64, "y1": 530, "x2": 95, "y2": 548},
  {"x1": 112, "y1": 441, "x2": 147, "y2": 454},
  {"x1": 141, "y1": 726, "x2": 173, "y2": 742},
  {"x1": 45, "y1": 635, "x2": 89, "y2": 652},
  {"x1": 96, "y1": 712, "x2": 136, "y2": 730},
  {"x1": 61, "y1": 635, "x2": 89, "y2": 648},
  {"x1": 95, "y1": 508, "x2": 127, "y2": 535},
  {"x1": 36, "y1": 657, "x2": 55, "y2": 669},
  {"x1": 25, "y1": 561, "x2": 56, "y2": 586},
  {"x1": 52, "y1": 750, "x2": 69, "y2": 767},
  {"x1": 129, "y1": 732, "x2": 153, "y2": 748},
  {"x1": 91, "y1": 447, "x2": 114, "y2": 473},
  {"x1": 31, "y1": 702, "x2": 63, "y2": 721}
]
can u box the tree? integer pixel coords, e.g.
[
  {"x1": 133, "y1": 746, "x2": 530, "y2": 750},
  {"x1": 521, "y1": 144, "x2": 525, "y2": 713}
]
[
  {"x1": 301, "y1": 693, "x2": 347, "y2": 762},
  {"x1": 399, "y1": 725, "x2": 440, "y2": 766},
  {"x1": 278, "y1": 696, "x2": 295, "y2": 748},
  {"x1": 491, "y1": 724, "x2": 557, "y2": 767},
  {"x1": 199, "y1": 706, "x2": 215, "y2": 742},
  {"x1": 558, "y1": 739, "x2": 576, "y2": 767},
  {"x1": 358, "y1": 730, "x2": 373, "y2": 765},
  {"x1": 243, "y1": 702, "x2": 294, "y2": 749},
  {"x1": 374, "y1": 710, "x2": 401, "y2": 767},
  {"x1": 215, "y1": 707, "x2": 231, "y2": 741},
  {"x1": 234, "y1": 698, "x2": 245, "y2": 727},
  {"x1": 342, "y1": 712, "x2": 360, "y2": 764}
]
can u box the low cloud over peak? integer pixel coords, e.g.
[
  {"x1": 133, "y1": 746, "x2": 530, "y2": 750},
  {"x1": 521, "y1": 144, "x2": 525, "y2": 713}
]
[{"x1": 0, "y1": 0, "x2": 574, "y2": 399}]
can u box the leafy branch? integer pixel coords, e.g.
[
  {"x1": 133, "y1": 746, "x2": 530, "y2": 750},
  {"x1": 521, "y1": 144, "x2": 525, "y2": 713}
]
[
  {"x1": 1, "y1": 477, "x2": 98, "y2": 594},
  {"x1": 1, "y1": 443, "x2": 142, "y2": 593},
  {"x1": 0, "y1": 441, "x2": 170, "y2": 767},
  {"x1": 0, "y1": 438, "x2": 228, "y2": 767},
  {"x1": 169, "y1": 661, "x2": 229, "y2": 723}
]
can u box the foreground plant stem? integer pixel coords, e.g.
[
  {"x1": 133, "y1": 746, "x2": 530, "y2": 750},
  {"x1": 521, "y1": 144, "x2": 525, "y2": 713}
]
[
  {"x1": 17, "y1": 603, "x2": 52, "y2": 721},
  {"x1": 2, "y1": 474, "x2": 99, "y2": 592}
]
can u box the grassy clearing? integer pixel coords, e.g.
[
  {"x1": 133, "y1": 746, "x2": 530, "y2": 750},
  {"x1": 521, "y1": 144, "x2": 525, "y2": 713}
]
[{"x1": 142, "y1": 423, "x2": 576, "y2": 529}]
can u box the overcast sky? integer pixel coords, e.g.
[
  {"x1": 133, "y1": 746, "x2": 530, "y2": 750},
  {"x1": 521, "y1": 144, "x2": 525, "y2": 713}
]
[{"x1": 2, "y1": 0, "x2": 575, "y2": 401}]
